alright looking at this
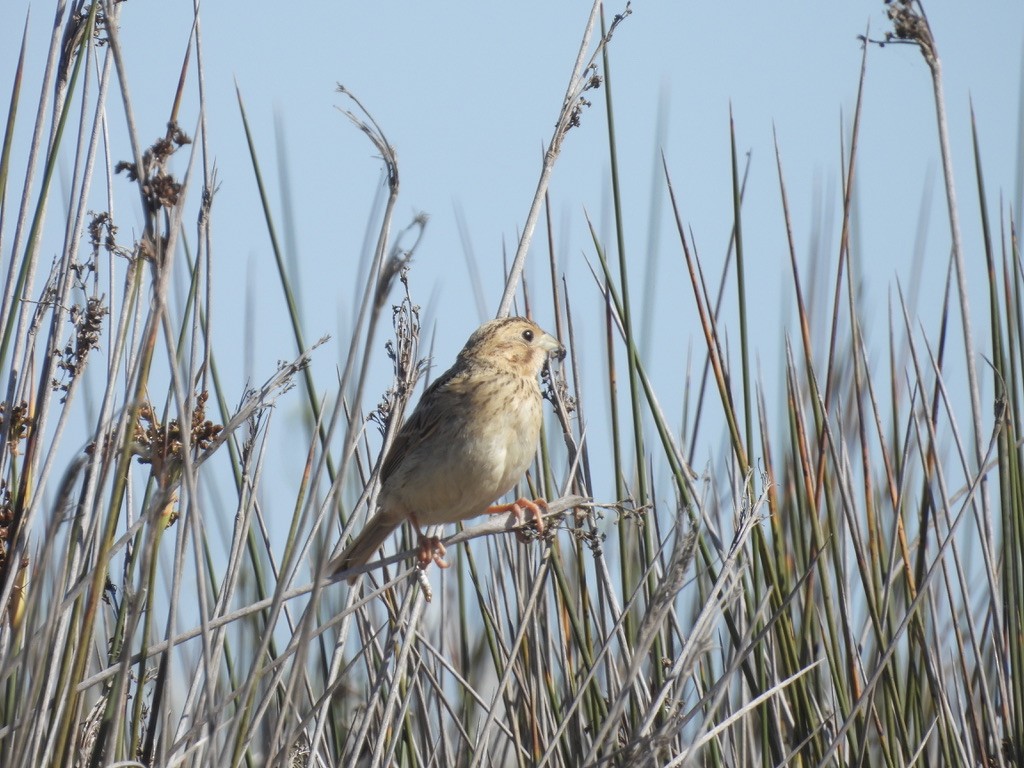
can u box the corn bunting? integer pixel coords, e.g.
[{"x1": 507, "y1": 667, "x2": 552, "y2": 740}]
[{"x1": 330, "y1": 316, "x2": 565, "y2": 584}]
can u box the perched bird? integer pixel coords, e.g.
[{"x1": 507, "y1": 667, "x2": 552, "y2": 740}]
[{"x1": 330, "y1": 316, "x2": 565, "y2": 584}]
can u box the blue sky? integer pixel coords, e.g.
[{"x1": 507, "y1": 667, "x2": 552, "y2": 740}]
[{"x1": 2, "y1": 2, "x2": 1023, "y2": 542}]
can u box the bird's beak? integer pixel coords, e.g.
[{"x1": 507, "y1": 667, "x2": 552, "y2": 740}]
[{"x1": 540, "y1": 333, "x2": 566, "y2": 362}]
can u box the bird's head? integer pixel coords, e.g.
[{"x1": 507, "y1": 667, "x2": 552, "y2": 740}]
[{"x1": 458, "y1": 317, "x2": 565, "y2": 377}]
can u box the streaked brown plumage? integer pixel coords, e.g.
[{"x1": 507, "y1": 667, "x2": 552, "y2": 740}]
[{"x1": 330, "y1": 317, "x2": 565, "y2": 584}]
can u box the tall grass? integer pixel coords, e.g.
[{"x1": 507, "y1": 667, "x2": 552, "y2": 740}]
[{"x1": 0, "y1": 1, "x2": 1019, "y2": 766}]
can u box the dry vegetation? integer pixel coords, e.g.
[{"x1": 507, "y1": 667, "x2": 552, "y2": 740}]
[{"x1": 0, "y1": 1, "x2": 1020, "y2": 766}]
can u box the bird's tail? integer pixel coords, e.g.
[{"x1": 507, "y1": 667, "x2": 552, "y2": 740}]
[{"x1": 329, "y1": 516, "x2": 401, "y2": 585}]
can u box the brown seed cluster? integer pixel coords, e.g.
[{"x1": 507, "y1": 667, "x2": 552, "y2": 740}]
[
  {"x1": 0, "y1": 482, "x2": 13, "y2": 571},
  {"x1": 132, "y1": 391, "x2": 222, "y2": 486},
  {"x1": 0, "y1": 402, "x2": 33, "y2": 451},
  {"x1": 53, "y1": 297, "x2": 108, "y2": 397},
  {"x1": 87, "y1": 211, "x2": 119, "y2": 256},
  {"x1": 114, "y1": 123, "x2": 192, "y2": 213}
]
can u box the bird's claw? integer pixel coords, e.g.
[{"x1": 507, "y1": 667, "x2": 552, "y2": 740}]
[
  {"x1": 488, "y1": 497, "x2": 547, "y2": 541},
  {"x1": 416, "y1": 535, "x2": 450, "y2": 570}
]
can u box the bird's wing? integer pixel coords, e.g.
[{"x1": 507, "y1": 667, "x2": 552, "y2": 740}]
[{"x1": 381, "y1": 366, "x2": 466, "y2": 483}]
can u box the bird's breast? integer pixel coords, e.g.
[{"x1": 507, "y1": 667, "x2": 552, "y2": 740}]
[{"x1": 381, "y1": 373, "x2": 543, "y2": 526}]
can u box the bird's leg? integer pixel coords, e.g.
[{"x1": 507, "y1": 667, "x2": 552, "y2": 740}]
[
  {"x1": 410, "y1": 513, "x2": 450, "y2": 570},
  {"x1": 487, "y1": 497, "x2": 547, "y2": 539}
]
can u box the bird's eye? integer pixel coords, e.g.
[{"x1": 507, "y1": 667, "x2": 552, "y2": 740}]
[{"x1": 522, "y1": 329, "x2": 534, "y2": 342}]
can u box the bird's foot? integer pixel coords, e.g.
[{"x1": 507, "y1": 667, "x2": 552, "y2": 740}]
[
  {"x1": 416, "y1": 535, "x2": 450, "y2": 570},
  {"x1": 487, "y1": 497, "x2": 547, "y2": 540}
]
